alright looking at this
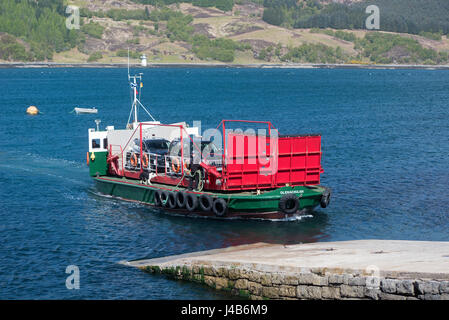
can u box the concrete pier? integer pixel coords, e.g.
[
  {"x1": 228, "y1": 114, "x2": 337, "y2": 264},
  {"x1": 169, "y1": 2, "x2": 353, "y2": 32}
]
[{"x1": 122, "y1": 240, "x2": 449, "y2": 300}]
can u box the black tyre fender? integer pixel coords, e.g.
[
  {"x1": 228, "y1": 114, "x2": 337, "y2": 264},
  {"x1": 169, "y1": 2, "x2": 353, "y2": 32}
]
[
  {"x1": 199, "y1": 194, "x2": 213, "y2": 212},
  {"x1": 176, "y1": 191, "x2": 186, "y2": 208},
  {"x1": 279, "y1": 194, "x2": 300, "y2": 214},
  {"x1": 185, "y1": 193, "x2": 198, "y2": 212},
  {"x1": 160, "y1": 191, "x2": 170, "y2": 207},
  {"x1": 213, "y1": 198, "x2": 228, "y2": 217},
  {"x1": 320, "y1": 188, "x2": 331, "y2": 208},
  {"x1": 154, "y1": 190, "x2": 162, "y2": 206},
  {"x1": 167, "y1": 192, "x2": 177, "y2": 209}
]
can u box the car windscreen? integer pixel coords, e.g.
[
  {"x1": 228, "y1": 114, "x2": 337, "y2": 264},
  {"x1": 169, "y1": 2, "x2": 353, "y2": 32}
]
[{"x1": 145, "y1": 140, "x2": 169, "y2": 150}]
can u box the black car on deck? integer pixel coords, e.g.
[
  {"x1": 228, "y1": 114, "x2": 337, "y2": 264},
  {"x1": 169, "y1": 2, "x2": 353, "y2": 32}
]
[
  {"x1": 168, "y1": 138, "x2": 221, "y2": 169},
  {"x1": 125, "y1": 138, "x2": 170, "y2": 172}
]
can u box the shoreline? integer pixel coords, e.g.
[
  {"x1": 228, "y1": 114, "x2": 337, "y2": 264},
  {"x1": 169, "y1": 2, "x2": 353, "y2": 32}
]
[{"x1": 1, "y1": 62, "x2": 449, "y2": 70}]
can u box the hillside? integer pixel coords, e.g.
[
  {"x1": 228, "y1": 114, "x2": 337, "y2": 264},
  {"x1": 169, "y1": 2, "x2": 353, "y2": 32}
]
[{"x1": 1, "y1": 0, "x2": 449, "y2": 65}]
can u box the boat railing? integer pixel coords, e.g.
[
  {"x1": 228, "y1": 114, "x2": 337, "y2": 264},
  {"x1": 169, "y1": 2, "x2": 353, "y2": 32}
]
[
  {"x1": 163, "y1": 154, "x2": 189, "y2": 176},
  {"x1": 123, "y1": 152, "x2": 189, "y2": 177},
  {"x1": 109, "y1": 144, "x2": 125, "y2": 176}
]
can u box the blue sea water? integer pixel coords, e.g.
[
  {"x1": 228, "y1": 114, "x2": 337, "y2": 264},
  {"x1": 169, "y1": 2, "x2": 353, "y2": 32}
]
[{"x1": 0, "y1": 67, "x2": 448, "y2": 299}]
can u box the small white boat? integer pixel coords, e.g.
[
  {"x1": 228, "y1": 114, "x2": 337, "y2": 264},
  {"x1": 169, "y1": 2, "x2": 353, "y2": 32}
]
[{"x1": 73, "y1": 107, "x2": 98, "y2": 114}]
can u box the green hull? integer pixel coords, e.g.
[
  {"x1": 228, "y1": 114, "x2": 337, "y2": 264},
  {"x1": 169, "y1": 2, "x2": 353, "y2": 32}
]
[
  {"x1": 93, "y1": 176, "x2": 328, "y2": 219},
  {"x1": 88, "y1": 151, "x2": 108, "y2": 177}
]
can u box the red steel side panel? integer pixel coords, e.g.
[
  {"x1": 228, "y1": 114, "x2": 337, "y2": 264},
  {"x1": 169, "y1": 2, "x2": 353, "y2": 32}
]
[
  {"x1": 224, "y1": 133, "x2": 322, "y2": 191},
  {"x1": 277, "y1": 135, "x2": 322, "y2": 187}
]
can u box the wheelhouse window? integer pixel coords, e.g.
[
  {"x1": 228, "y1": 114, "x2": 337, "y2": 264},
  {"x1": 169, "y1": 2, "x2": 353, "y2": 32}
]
[
  {"x1": 92, "y1": 139, "x2": 100, "y2": 149},
  {"x1": 103, "y1": 138, "x2": 108, "y2": 149}
]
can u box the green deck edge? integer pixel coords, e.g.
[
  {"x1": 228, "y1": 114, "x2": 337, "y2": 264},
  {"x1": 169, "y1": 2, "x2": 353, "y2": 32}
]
[{"x1": 93, "y1": 176, "x2": 325, "y2": 214}]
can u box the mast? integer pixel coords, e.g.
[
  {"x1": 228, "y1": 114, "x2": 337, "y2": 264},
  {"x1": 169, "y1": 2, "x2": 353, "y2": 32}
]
[
  {"x1": 133, "y1": 74, "x2": 138, "y2": 124},
  {"x1": 128, "y1": 73, "x2": 143, "y2": 127},
  {"x1": 126, "y1": 51, "x2": 156, "y2": 129}
]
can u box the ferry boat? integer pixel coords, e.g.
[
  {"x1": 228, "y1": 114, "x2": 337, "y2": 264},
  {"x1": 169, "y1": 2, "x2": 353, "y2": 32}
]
[{"x1": 87, "y1": 71, "x2": 331, "y2": 220}]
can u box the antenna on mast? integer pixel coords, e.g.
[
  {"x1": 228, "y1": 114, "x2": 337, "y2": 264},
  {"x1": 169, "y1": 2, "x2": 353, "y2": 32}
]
[
  {"x1": 95, "y1": 119, "x2": 101, "y2": 132},
  {"x1": 126, "y1": 53, "x2": 157, "y2": 129}
]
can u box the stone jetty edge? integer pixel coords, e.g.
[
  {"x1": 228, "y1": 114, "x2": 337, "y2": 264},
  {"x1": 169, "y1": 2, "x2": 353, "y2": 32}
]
[{"x1": 121, "y1": 242, "x2": 449, "y2": 300}]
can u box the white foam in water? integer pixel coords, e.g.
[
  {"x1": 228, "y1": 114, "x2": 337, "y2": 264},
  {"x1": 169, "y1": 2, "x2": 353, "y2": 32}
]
[
  {"x1": 62, "y1": 192, "x2": 89, "y2": 201},
  {"x1": 269, "y1": 214, "x2": 314, "y2": 222},
  {"x1": 24, "y1": 152, "x2": 85, "y2": 169},
  {"x1": 0, "y1": 151, "x2": 89, "y2": 186}
]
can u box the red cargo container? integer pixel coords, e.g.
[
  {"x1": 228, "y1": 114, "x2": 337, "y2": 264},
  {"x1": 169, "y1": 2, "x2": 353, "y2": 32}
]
[
  {"x1": 222, "y1": 133, "x2": 322, "y2": 191},
  {"x1": 276, "y1": 135, "x2": 322, "y2": 187},
  {"x1": 220, "y1": 120, "x2": 323, "y2": 191}
]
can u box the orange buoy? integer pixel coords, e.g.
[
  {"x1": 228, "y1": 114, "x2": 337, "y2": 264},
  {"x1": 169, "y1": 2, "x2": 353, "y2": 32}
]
[{"x1": 26, "y1": 106, "x2": 39, "y2": 115}]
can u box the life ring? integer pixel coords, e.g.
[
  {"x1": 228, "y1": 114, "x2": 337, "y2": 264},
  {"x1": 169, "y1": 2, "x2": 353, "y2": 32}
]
[
  {"x1": 183, "y1": 161, "x2": 190, "y2": 175},
  {"x1": 176, "y1": 192, "x2": 186, "y2": 208},
  {"x1": 199, "y1": 194, "x2": 213, "y2": 212},
  {"x1": 171, "y1": 158, "x2": 181, "y2": 173},
  {"x1": 142, "y1": 153, "x2": 149, "y2": 169},
  {"x1": 130, "y1": 153, "x2": 138, "y2": 167},
  {"x1": 185, "y1": 193, "x2": 198, "y2": 212},
  {"x1": 279, "y1": 194, "x2": 300, "y2": 214},
  {"x1": 320, "y1": 188, "x2": 331, "y2": 208},
  {"x1": 213, "y1": 198, "x2": 228, "y2": 217}
]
